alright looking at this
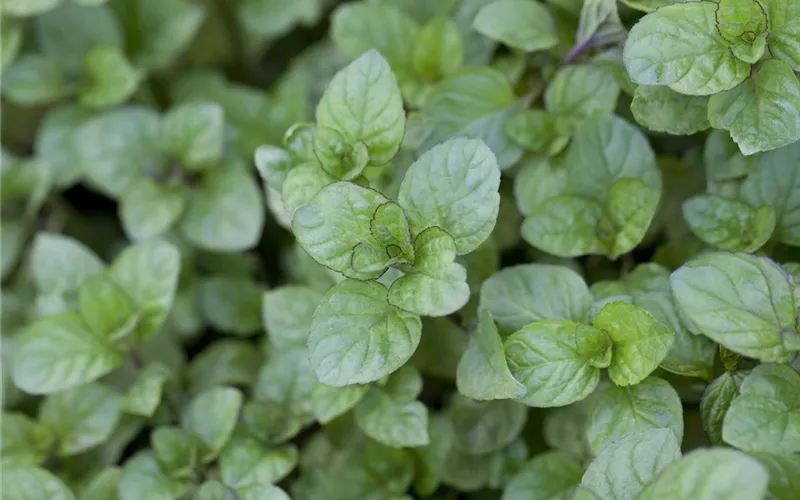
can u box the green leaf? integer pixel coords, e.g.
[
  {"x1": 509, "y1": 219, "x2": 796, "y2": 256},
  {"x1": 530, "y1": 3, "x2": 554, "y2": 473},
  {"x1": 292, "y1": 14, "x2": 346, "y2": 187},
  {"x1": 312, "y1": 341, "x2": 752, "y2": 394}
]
[
  {"x1": 708, "y1": 59, "x2": 800, "y2": 155},
  {"x1": 220, "y1": 438, "x2": 297, "y2": 489},
  {"x1": 280, "y1": 161, "x2": 336, "y2": 214},
  {"x1": 316, "y1": 49, "x2": 405, "y2": 166},
  {"x1": 411, "y1": 17, "x2": 463, "y2": 79},
  {"x1": 502, "y1": 450, "x2": 583, "y2": 500},
  {"x1": 152, "y1": 426, "x2": 200, "y2": 477},
  {"x1": 2, "y1": 0, "x2": 60, "y2": 17},
  {"x1": 40, "y1": 383, "x2": 121, "y2": 456},
  {"x1": 293, "y1": 181, "x2": 389, "y2": 279},
  {"x1": 1, "y1": 55, "x2": 73, "y2": 105},
  {"x1": 128, "y1": 0, "x2": 205, "y2": 71},
  {"x1": 545, "y1": 65, "x2": 620, "y2": 128},
  {"x1": 420, "y1": 67, "x2": 524, "y2": 168},
  {"x1": 582, "y1": 429, "x2": 681, "y2": 500},
  {"x1": 310, "y1": 383, "x2": 369, "y2": 424},
  {"x1": 109, "y1": 239, "x2": 181, "y2": 341},
  {"x1": 119, "y1": 178, "x2": 186, "y2": 241},
  {"x1": 505, "y1": 320, "x2": 611, "y2": 407},
  {"x1": 79, "y1": 45, "x2": 139, "y2": 109},
  {"x1": 354, "y1": 387, "x2": 430, "y2": 447},
  {"x1": 254, "y1": 145, "x2": 293, "y2": 190},
  {"x1": 638, "y1": 448, "x2": 768, "y2": 500},
  {"x1": 623, "y1": 2, "x2": 750, "y2": 95},
  {"x1": 456, "y1": 308, "x2": 526, "y2": 401},
  {"x1": 35, "y1": 3, "x2": 122, "y2": 69},
  {"x1": 251, "y1": 346, "x2": 316, "y2": 433},
  {"x1": 194, "y1": 481, "x2": 235, "y2": 500},
  {"x1": 587, "y1": 376, "x2": 684, "y2": 454},
  {"x1": 398, "y1": 137, "x2": 500, "y2": 254},
  {"x1": 12, "y1": 312, "x2": 124, "y2": 394},
  {"x1": 700, "y1": 371, "x2": 746, "y2": 445},
  {"x1": 761, "y1": 1, "x2": 800, "y2": 70},
  {"x1": 308, "y1": 279, "x2": 422, "y2": 386},
  {"x1": 480, "y1": 263, "x2": 591, "y2": 332},
  {"x1": 199, "y1": 276, "x2": 265, "y2": 337},
  {"x1": 751, "y1": 453, "x2": 800, "y2": 500},
  {"x1": 576, "y1": 0, "x2": 626, "y2": 48},
  {"x1": 1, "y1": 464, "x2": 75, "y2": 500},
  {"x1": 473, "y1": 0, "x2": 558, "y2": 52},
  {"x1": 80, "y1": 467, "x2": 122, "y2": 500},
  {"x1": 312, "y1": 126, "x2": 369, "y2": 180},
  {"x1": 513, "y1": 158, "x2": 568, "y2": 215},
  {"x1": 182, "y1": 386, "x2": 243, "y2": 462},
  {"x1": 180, "y1": 157, "x2": 265, "y2": 251},
  {"x1": 722, "y1": 364, "x2": 800, "y2": 455},
  {"x1": 370, "y1": 201, "x2": 414, "y2": 263},
  {"x1": 77, "y1": 275, "x2": 138, "y2": 340},
  {"x1": 29, "y1": 232, "x2": 104, "y2": 294},
  {"x1": 670, "y1": 252, "x2": 798, "y2": 362},
  {"x1": 505, "y1": 111, "x2": 570, "y2": 156},
  {"x1": 594, "y1": 301, "x2": 675, "y2": 386},
  {"x1": 604, "y1": 178, "x2": 662, "y2": 258},
  {"x1": 740, "y1": 141, "x2": 800, "y2": 246},
  {"x1": 160, "y1": 101, "x2": 224, "y2": 171},
  {"x1": 34, "y1": 105, "x2": 92, "y2": 188},
  {"x1": 187, "y1": 340, "x2": 260, "y2": 395},
  {"x1": 262, "y1": 286, "x2": 323, "y2": 348},
  {"x1": 330, "y1": 2, "x2": 420, "y2": 70},
  {"x1": 631, "y1": 85, "x2": 710, "y2": 135},
  {"x1": 1, "y1": 17, "x2": 22, "y2": 70},
  {"x1": 683, "y1": 194, "x2": 775, "y2": 251},
  {"x1": 388, "y1": 227, "x2": 470, "y2": 316},
  {"x1": 522, "y1": 195, "x2": 607, "y2": 258},
  {"x1": 119, "y1": 452, "x2": 189, "y2": 500},
  {"x1": 449, "y1": 395, "x2": 527, "y2": 454},
  {"x1": 122, "y1": 362, "x2": 171, "y2": 417},
  {"x1": 0, "y1": 412, "x2": 55, "y2": 465},
  {"x1": 715, "y1": 0, "x2": 767, "y2": 43}
]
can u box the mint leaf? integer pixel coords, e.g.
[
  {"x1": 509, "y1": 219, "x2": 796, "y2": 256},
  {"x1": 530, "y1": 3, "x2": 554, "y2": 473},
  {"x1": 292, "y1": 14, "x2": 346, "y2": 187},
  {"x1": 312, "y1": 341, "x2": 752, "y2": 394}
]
[
  {"x1": 254, "y1": 145, "x2": 293, "y2": 190},
  {"x1": 310, "y1": 383, "x2": 369, "y2": 424},
  {"x1": 449, "y1": 395, "x2": 527, "y2": 454},
  {"x1": 587, "y1": 376, "x2": 684, "y2": 453},
  {"x1": 398, "y1": 137, "x2": 500, "y2": 254},
  {"x1": 411, "y1": 17, "x2": 463, "y2": 79},
  {"x1": 0, "y1": 412, "x2": 55, "y2": 465},
  {"x1": 700, "y1": 371, "x2": 746, "y2": 445},
  {"x1": 2, "y1": 0, "x2": 60, "y2": 17},
  {"x1": 199, "y1": 276, "x2": 265, "y2": 337},
  {"x1": 220, "y1": 438, "x2": 297, "y2": 490},
  {"x1": 581, "y1": 429, "x2": 681, "y2": 500},
  {"x1": 160, "y1": 101, "x2": 224, "y2": 171},
  {"x1": 354, "y1": 387, "x2": 430, "y2": 447},
  {"x1": 708, "y1": 59, "x2": 800, "y2": 155},
  {"x1": 308, "y1": 279, "x2": 422, "y2": 386},
  {"x1": 505, "y1": 111, "x2": 570, "y2": 156},
  {"x1": 522, "y1": 196, "x2": 608, "y2": 258},
  {"x1": 722, "y1": 364, "x2": 800, "y2": 455},
  {"x1": 503, "y1": 451, "x2": 583, "y2": 500},
  {"x1": 594, "y1": 301, "x2": 675, "y2": 386},
  {"x1": 505, "y1": 320, "x2": 611, "y2": 407},
  {"x1": 122, "y1": 362, "x2": 171, "y2": 417},
  {"x1": 671, "y1": 252, "x2": 798, "y2": 362},
  {"x1": 312, "y1": 126, "x2": 369, "y2": 180},
  {"x1": 77, "y1": 275, "x2": 138, "y2": 340},
  {"x1": 473, "y1": 0, "x2": 558, "y2": 52},
  {"x1": 13, "y1": 312, "x2": 124, "y2": 394},
  {"x1": 119, "y1": 452, "x2": 189, "y2": 500},
  {"x1": 545, "y1": 65, "x2": 620, "y2": 128},
  {"x1": 119, "y1": 178, "x2": 186, "y2": 241},
  {"x1": 751, "y1": 453, "x2": 800, "y2": 500},
  {"x1": 35, "y1": 105, "x2": 92, "y2": 188},
  {"x1": 715, "y1": 0, "x2": 767, "y2": 43},
  {"x1": 29, "y1": 232, "x2": 104, "y2": 294},
  {"x1": 182, "y1": 386, "x2": 243, "y2": 463},
  {"x1": 683, "y1": 194, "x2": 775, "y2": 251},
  {"x1": 624, "y1": 2, "x2": 750, "y2": 95},
  {"x1": 762, "y1": 2, "x2": 800, "y2": 70},
  {"x1": 127, "y1": 0, "x2": 205, "y2": 71},
  {"x1": 1, "y1": 464, "x2": 75, "y2": 500},
  {"x1": 631, "y1": 86, "x2": 710, "y2": 135},
  {"x1": 1, "y1": 55, "x2": 73, "y2": 105},
  {"x1": 79, "y1": 45, "x2": 139, "y2": 109},
  {"x1": 316, "y1": 49, "x2": 405, "y2": 166},
  {"x1": 388, "y1": 227, "x2": 470, "y2": 316},
  {"x1": 456, "y1": 308, "x2": 526, "y2": 401},
  {"x1": 262, "y1": 286, "x2": 323, "y2": 348},
  {"x1": 638, "y1": 448, "x2": 768, "y2": 500},
  {"x1": 513, "y1": 158, "x2": 568, "y2": 215},
  {"x1": 280, "y1": 161, "x2": 336, "y2": 214}
]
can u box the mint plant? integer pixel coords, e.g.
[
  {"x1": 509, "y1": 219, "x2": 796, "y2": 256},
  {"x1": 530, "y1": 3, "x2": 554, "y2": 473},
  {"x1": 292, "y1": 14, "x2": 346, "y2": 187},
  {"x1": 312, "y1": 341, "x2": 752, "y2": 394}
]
[{"x1": 3, "y1": 0, "x2": 800, "y2": 499}]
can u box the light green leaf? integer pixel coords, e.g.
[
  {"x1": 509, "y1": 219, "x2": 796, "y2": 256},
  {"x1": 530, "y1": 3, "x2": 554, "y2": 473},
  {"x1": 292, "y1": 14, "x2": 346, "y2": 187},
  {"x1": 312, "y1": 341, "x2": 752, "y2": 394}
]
[
  {"x1": 623, "y1": 2, "x2": 750, "y2": 95},
  {"x1": 1, "y1": 55, "x2": 73, "y2": 105},
  {"x1": 293, "y1": 181, "x2": 388, "y2": 279},
  {"x1": 194, "y1": 481, "x2": 235, "y2": 500},
  {"x1": 473, "y1": 0, "x2": 558, "y2": 52},
  {"x1": 388, "y1": 227, "x2": 470, "y2": 316},
  {"x1": 119, "y1": 452, "x2": 189, "y2": 500},
  {"x1": 594, "y1": 301, "x2": 675, "y2": 386},
  {"x1": 182, "y1": 386, "x2": 243, "y2": 462},
  {"x1": 587, "y1": 376, "x2": 684, "y2": 454},
  {"x1": 354, "y1": 387, "x2": 430, "y2": 447},
  {"x1": 34, "y1": 105, "x2": 92, "y2": 188},
  {"x1": 670, "y1": 252, "x2": 798, "y2": 362},
  {"x1": 740, "y1": 141, "x2": 800, "y2": 246},
  {"x1": 722, "y1": 364, "x2": 800, "y2": 455},
  {"x1": 316, "y1": 49, "x2": 405, "y2": 166},
  {"x1": 187, "y1": 340, "x2": 260, "y2": 395},
  {"x1": 122, "y1": 362, "x2": 171, "y2": 417},
  {"x1": 152, "y1": 426, "x2": 200, "y2": 477},
  {"x1": 109, "y1": 239, "x2": 181, "y2": 341},
  {"x1": 1, "y1": 464, "x2": 75, "y2": 500},
  {"x1": 398, "y1": 137, "x2": 500, "y2": 254},
  {"x1": 77, "y1": 275, "x2": 138, "y2": 340},
  {"x1": 581, "y1": 429, "x2": 681, "y2": 500},
  {"x1": 545, "y1": 65, "x2": 620, "y2": 128},
  {"x1": 1, "y1": 17, "x2": 22, "y2": 70},
  {"x1": 308, "y1": 279, "x2": 421, "y2": 386},
  {"x1": 619, "y1": 0, "x2": 677, "y2": 12},
  {"x1": 119, "y1": 178, "x2": 186, "y2": 241},
  {"x1": 449, "y1": 395, "x2": 527, "y2": 455},
  {"x1": 40, "y1": 383, "x2": 121, "y2": 456},
  {"x1": 12, "y1": 312, "x2": 124, "y2": 394},
  {"x1": 262, "y1": 286, "x2": 323, "y2": 348},
  {"x1": 35, "y1": 3, "x2": 122, "y2": 69},
  {"x1": 521, "y1": 195, "x2": 607, "y2": 258},
  {"x1": 80, "y1": 467, "x2": 122, "y2": 500},
  {"x1": 411, "y1": 17, "x2": 463, "y2": 79},
  {"x1": 161, "y1": 101, "x2": 224, "y2": 171},
  {"x1": 708, "y1": 59, "x2": 800, "y2": 155},
  {"x1": 421, "y1": 67, "x2": 524, "y2": 168},
  {"x1": 761, "y1": 1, "x2": 800, "y2": 70},
  {"x1": 605, "y1": 178, "x2": 661, "y2": 259},
  {"x1": 2, "y1": 0, "x2": 60, "y2": 17},
  {"x1": 370, "y1": 201, "x2": 414, "y2": 262},
  {"x1": 631, "y1": 85, "x2": 710, "y2": 135},
  {"x1": 502, "y1": 450, "x2": 583, "y2": 500},
  {"x1": 280, "y1": 161, "x2": 336, "y2": 214},
  {"x1": 700, "y1": 371, "x2": 746, "y2": 445},
  {"x1": 480, "y1": 263, "x2": 592, "y2": 332},
  {"x1": 683, "y1": 194, "x2": 775, "y2": 251},
  {"x1": 0, "y1": 412, "x2": 55, "y2": 465},
  {"x1": 513, "y1": 157, "x2": 568, "y2": 215},
  {"x1": 505, "y1": 320, "x2": 611, "y2": 407},
  {"x1": 576, "y1": 0, "x2": 626, "y2": 48},
  {"x1": 505, "y1": 110, "x2": 570, "y2": 156},
  {"x1": 330, "y1": 2, "x2": 419, "y2": 70},
  {"x1": 128, "y1": 0, "x2": 205, "y2": 71},
  {"x1": 29, "y1": 232, "x2": 104, "y2": 294},
  {"x1": 638, "y1": 448, "x2": 768, "y2": 500},
  {"x1": 79, "y1": 45, "x2": 139, "y2": 109},
  {"x1": 312, "y1": 126, "x2": 369, "y2": 180},
  {"x1": 751, "y1": 453, "x2": 800, "y2": 500},
  {"x1": 310, "y1": 383, "x2": 369, "y2": 424},
  {"x1": 254, "y1": 145, "x2": 293, "y2": 190},
  {"x1": 457, "y1": 308, "x2": 526, "y2": 401},
  {"x1": 180, "y1": 157, "x2": 264, "y2": 251},
  {"x1": 715, "y1": 0, "x2": 767, "y2": 42},
  {"x1": 220, "y1": 438, "x2": 297, "y2": 489},
  {"x1": 199, "y1": 276, "x2": 265, "y2": 337}
]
